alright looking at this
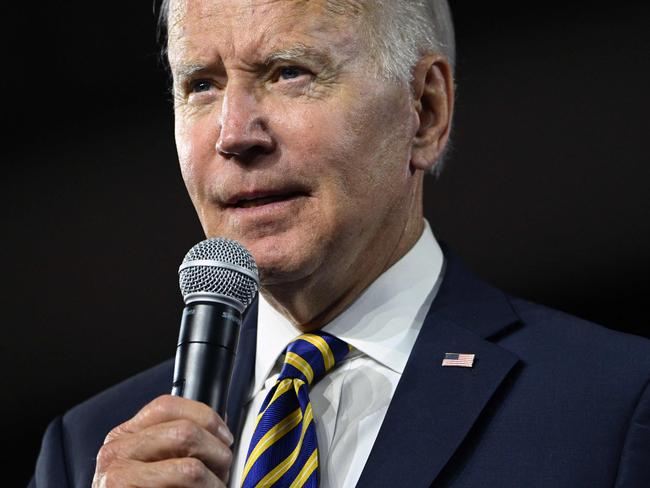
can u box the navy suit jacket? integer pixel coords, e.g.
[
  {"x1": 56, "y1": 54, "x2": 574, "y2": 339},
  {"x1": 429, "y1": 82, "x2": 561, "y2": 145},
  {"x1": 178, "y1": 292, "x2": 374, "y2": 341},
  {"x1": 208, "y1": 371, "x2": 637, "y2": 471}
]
[{"x1": 30, "y1": 252, "x2": 650, "y2": 487}]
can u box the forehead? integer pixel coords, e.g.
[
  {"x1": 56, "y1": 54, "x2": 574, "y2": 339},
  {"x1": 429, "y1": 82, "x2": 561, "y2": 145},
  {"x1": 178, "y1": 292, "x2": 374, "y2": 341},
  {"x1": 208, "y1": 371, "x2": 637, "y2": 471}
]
[
  {"x1": 169, "y1": 0, "x2": 365, "y2": 21},
  {"x1": 167, "y1": 0, "x2": 367, "y2": 64}
]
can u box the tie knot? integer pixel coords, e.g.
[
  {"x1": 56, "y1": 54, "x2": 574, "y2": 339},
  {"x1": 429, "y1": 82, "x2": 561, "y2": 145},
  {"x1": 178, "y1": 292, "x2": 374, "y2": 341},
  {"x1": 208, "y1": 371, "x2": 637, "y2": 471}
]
[{"x1": 278, "y1": 331, "x2": 351, "y2": 386}]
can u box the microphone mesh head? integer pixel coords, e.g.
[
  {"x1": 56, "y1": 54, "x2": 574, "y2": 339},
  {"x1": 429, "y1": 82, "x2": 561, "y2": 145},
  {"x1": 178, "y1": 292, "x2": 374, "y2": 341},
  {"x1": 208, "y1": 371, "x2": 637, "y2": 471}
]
[{"x1": 179, "y1": 238, "x2": 259, "y2": 310}]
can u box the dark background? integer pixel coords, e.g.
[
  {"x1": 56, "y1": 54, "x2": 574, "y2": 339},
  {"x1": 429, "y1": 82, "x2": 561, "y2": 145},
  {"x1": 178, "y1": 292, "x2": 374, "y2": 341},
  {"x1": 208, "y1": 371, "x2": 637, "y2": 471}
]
[{"x1": 4, "y1": 1, "x2": 648, "y2": 485}]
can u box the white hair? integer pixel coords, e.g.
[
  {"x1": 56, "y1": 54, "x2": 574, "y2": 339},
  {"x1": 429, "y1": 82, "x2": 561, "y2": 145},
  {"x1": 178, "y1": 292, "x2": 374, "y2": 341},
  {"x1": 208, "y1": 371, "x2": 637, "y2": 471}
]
[{"x1": 363, "y1": 0, "x2": 455, "y2": 83}]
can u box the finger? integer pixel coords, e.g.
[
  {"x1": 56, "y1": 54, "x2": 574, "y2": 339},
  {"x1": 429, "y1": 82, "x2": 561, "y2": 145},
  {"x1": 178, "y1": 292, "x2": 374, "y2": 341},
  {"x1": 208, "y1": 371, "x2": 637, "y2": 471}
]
[
  {"x1": 105, "y1": 395, "x2": 233, "y2": 446},
  {"x1": 98, "y1": 419, "x2": 232, "y2": 481},
  {"x1": 94, "y1": 457, "x2": 226, "y2": 488}
]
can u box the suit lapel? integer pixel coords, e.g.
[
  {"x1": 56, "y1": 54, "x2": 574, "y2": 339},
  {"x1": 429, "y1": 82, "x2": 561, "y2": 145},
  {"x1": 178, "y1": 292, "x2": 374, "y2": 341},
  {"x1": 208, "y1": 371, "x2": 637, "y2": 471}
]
[{"x1": 357, "y1": 252, "x2": 521, "y2": 488}]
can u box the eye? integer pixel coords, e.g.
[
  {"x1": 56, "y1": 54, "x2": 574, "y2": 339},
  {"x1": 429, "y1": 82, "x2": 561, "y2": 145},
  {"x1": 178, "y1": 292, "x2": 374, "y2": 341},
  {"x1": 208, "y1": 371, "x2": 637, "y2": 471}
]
[
  {"x1": 189, "y1": 80, "x2": 213, "y2": 93},
  {"x1": 278, "y1": 66, "x2": 308, "y2": 81}
]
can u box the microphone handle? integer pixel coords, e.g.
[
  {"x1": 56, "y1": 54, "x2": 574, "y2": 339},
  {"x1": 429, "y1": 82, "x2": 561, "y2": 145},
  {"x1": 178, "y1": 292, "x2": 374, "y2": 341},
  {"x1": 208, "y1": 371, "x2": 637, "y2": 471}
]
[{"x1": 171, "y1": 302, "x2": 242, "y2": 417}]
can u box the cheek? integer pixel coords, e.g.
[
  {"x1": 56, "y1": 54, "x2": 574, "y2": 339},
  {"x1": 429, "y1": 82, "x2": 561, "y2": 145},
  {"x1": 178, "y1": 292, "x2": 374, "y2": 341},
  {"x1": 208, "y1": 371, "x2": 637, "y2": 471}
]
[
  {"x1": 326, "y1": 94, "x2": 416, "y2": 229},
  {"x1": 331, "y1": 94, "x2": 412, "y2": 188},
  {"x1": 280, "y1": 110, "x2": 358, "y2": 200},
  {"x1": 174, "y1": 113, "x2": 218, "y2": 197}
]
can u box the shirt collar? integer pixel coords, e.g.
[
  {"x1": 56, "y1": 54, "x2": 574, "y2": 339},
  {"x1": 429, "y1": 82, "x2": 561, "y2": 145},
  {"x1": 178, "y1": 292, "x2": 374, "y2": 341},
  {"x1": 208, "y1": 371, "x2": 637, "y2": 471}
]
[{"x1": 252, "y1": 220, "x2": 444, "y2": 399}]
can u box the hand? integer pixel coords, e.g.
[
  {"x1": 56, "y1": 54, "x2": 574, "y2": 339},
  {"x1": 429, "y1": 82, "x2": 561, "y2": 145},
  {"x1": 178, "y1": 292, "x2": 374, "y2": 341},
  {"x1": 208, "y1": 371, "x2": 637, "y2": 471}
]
[{"x1": 92, "y1": 394, "x2": 234, "y2": 487}]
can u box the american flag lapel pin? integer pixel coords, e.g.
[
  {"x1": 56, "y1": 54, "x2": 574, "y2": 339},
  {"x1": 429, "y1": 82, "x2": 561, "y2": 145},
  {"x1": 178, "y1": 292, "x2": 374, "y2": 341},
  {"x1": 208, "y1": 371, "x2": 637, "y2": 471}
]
[{"x1": 442, "y1": 352, "x2": 476, "y2": 368}]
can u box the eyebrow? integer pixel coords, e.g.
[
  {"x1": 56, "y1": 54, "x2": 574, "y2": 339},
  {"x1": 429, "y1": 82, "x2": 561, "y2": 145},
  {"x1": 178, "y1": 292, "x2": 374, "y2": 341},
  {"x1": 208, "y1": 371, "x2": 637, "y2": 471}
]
[
  {"x1": 261, "y1": 43, "x2": 335, "y2": 69},
  {"x1": 173, "y1": 43, "x2": 337, "y2": 80},
  {"x1": 174, "y1": 62, "x2": 212, "y2": 80}
]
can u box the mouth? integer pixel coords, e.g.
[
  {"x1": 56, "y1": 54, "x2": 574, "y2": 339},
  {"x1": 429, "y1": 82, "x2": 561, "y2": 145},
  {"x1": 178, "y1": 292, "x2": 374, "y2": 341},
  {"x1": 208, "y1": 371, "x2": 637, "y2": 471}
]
[{"x1": 224, "y1": 190, "x2": 308, "y2": 209}]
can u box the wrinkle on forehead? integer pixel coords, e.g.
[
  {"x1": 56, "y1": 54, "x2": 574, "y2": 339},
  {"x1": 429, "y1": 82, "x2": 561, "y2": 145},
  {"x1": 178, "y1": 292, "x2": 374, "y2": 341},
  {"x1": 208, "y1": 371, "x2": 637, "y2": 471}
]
[
  {"x1": 167, "y1": 0, "x2": 370, "y2": 71},
  {"x1": 168, "y1": 0, "x2": 368, "y2": 35}
]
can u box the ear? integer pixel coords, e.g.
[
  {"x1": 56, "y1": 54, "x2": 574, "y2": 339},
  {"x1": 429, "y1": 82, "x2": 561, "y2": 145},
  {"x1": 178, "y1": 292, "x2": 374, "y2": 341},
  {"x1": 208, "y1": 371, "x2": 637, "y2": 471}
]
[{"x1": 409, "y1": 54, "x2": 455, "y2": 173}]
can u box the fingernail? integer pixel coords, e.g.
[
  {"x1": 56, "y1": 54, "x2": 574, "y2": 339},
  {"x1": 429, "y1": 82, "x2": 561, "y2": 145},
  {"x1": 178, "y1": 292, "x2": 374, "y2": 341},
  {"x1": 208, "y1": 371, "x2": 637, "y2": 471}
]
[{"x1": 219, "y1": 424, "x2": 234, "y2": 445}]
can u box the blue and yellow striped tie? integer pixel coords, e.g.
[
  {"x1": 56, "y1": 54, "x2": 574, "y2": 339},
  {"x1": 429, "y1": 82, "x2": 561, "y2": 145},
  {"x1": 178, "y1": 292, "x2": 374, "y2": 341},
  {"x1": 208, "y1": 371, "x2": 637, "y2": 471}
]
[{"x1": 240, "y1": 331, "x2": 351, "y2": 488}]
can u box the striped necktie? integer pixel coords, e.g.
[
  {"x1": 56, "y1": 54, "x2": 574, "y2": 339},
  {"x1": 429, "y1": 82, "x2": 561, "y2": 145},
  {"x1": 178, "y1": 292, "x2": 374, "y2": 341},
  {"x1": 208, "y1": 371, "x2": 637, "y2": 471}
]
[{"x1": 240, "y1": 331, "x2": 351, "y2": 488}]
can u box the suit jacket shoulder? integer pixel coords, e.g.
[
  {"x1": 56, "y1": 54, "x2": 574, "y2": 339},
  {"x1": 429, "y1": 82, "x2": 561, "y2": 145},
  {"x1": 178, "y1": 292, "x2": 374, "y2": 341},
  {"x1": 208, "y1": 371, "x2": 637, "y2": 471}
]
[
  {"x1": 30, "y1": 360, "x2": 174, "y2": 488},
  {"x1": 508, "y1": 295, "x2": 650, "y2": 378}
]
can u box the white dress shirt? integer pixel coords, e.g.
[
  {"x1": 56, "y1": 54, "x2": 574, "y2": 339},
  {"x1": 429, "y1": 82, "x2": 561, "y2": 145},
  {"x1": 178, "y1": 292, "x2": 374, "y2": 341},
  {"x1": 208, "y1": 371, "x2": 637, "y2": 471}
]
[{"x1": 228, "y1": 221, "x2": 444, "y2": 488}]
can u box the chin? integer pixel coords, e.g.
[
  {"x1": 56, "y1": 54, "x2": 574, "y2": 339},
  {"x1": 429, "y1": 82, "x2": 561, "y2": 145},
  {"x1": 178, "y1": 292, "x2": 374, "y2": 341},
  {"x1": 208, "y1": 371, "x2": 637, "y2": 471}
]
[
  {"x1": 203, "y1": 220, "x2": 326, "y2": 285},
  {"x1": 245, "y1": 239, "x2": 319, "y2": 287},
  {"x1": 256, "y1": 252, "x2": 316, "y2": 287}
]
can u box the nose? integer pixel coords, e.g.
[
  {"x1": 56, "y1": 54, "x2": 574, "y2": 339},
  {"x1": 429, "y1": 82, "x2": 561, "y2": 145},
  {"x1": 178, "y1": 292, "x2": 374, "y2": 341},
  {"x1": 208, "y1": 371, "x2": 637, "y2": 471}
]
[{"x1": 216, "y1": 84, "x2": 275, "y2": 160}]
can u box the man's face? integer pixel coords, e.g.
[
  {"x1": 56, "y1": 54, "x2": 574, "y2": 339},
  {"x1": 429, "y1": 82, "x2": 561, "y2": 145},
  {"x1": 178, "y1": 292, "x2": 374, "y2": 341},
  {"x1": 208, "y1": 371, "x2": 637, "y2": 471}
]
[{"x1": 168, "y1": 0, "x2": 421, "y2": 287}]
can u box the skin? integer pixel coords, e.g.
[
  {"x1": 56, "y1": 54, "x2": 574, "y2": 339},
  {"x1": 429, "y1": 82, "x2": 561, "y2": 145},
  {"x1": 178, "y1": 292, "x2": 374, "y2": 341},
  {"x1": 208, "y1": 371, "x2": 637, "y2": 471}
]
[{"x1": 93, "y1": 0, "x2": 454, "y2": 485}]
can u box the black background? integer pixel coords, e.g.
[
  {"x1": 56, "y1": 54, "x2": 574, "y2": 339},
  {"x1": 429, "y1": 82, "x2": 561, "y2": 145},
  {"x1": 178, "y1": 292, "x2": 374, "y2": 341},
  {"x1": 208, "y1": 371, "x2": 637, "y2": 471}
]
[{"x1": 4, "y1": 1, "x2": 649, "y2": 485}]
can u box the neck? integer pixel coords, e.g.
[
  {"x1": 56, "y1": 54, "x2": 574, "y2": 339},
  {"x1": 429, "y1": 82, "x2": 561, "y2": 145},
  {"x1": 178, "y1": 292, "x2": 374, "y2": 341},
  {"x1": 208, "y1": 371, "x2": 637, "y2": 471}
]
[{"x1": 261, "y1": 181, "x2": 425, "y2": 332}]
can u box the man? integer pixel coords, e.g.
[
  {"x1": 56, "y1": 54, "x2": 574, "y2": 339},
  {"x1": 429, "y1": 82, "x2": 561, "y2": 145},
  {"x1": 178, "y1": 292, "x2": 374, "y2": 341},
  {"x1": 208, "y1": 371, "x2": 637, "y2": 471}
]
[{"x1": 31, "y1": 0, "x2": 650, "y2": 487}]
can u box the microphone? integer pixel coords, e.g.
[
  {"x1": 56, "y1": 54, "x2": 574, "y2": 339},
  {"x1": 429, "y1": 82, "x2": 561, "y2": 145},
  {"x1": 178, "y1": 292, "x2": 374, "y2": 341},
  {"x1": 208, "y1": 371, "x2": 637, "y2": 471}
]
[{"x1": 171, "y1": 238, "x2": 259, "y2": 417}]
